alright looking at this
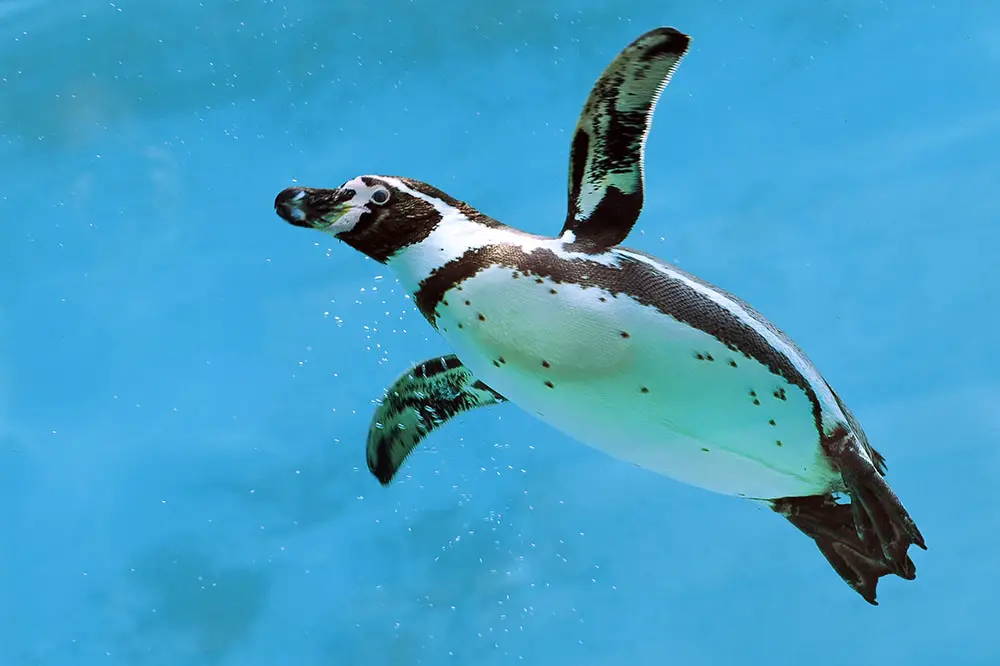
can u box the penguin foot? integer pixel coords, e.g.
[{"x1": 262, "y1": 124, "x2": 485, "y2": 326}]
[
  {"x1": 773, "y1": 494, "x2": 904, "y2": 605},
  {"x1": 824, "y1": 427, "x2": 927, "y2": 579}
]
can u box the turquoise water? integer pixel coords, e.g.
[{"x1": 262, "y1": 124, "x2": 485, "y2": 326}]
[{"x1": 3, "y1": 1, "x2": 999, "y2": 664}]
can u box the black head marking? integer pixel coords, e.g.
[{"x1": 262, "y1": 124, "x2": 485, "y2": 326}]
[{"x1": 335, "y1": 177, "x2": 445, "y2": 263}]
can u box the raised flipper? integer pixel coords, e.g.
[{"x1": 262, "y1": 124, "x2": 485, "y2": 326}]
[
  {"x1": 561, "y1": 27, "x2": 691, "y2": 251},
  {"x1": 366, "y1": 355, "x2": 506, "y2": 485},
  {"x1": 774, "y1": 427, "x2": 926, "y2": 605}
]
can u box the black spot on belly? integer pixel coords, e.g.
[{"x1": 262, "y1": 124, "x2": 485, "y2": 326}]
[
  {"x1": 701, "y1": 447, "x2": 710, "y2": 452},
  {"x1": 599, "y1": 296, "x2": 607, "y2": 302},
  {"x1": 640, "y1": 386, "x2": 649, "y2": 393},
  {"x1": 544, "y1": 381, "x2": 555, "y2": 389},
  {"x1": 442, "y1": 299, "x2": 449, "y2": 306},
  {"x1": 477, "y1": 313, "x2": 486, "y2": 321},
  {"x1": 549, "y1": 288, "x2": 558, "y2": 295},
  {"x1": 457, "y1": 323, "x2": 464, "y2": 329},
  {"x1": 769, "y1": 419, "x2": 776, "y2": 426},
  {"x1": 541, "y1": 360, "x2": 551, "y2": 368},
  {"x1": 728, "y1": 359, "x2": 738, "y2": 367},
  {"x1": 695, "y1": 353, "x2": 704, "y2": 360},
  {"x1": 464, "y1": 300, "x2": 471, "y2": 305},
  {"x1": 499, "y1": 357, "x2": 506, "y2": 364},
  {"x1": 706, "y1": 353, "x2": 714, "y2": 362},
  {"x1": 620, "y1": 331, "x2": 630, "y2": 339},
  {"x1": 493, "y1": 360, "x2": 501, "y2": 368},
  {"x1": 776, "y1": 440, "x2": 784, "y2": 447},
  {"x1": 773, "y1": 388, "x2": 787, "y2": 401}
]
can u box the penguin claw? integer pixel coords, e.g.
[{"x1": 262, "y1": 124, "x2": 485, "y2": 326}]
[
  {"x1": 850, "y1": 496, "x2": 874, "y2": 547},
  {"x1": 829, "y1": 541, "x2": 893, "y2": 606}
]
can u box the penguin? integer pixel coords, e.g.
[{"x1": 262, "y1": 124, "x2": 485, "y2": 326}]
[{"x1": 273, "y1": 27, "x2": 925, "y2": 605}]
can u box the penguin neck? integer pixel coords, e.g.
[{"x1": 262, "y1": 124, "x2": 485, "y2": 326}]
[{"x1": 386, "y1": 205, "x2": 543, "y2": 294}]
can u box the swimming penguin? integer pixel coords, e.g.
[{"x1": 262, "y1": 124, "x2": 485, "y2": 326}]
[{"x1": 274, "y1": 27, "x2": 925, "y2": 605}]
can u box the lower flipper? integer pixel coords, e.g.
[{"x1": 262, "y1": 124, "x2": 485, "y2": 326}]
[
  {"x1": 366, "y1": 355, "x2": 506, "y2": 485},
  {"x1": 773, "y1": 495, "x2": 904, "y2": 605}
]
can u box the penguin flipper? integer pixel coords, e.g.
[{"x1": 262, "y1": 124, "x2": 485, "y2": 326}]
[
  {"x1": 561, "y1": 27, "x2": 691, "y2": 251},
  {"x1": 366, "y1": 355, "x2": 506, "y2": 485}
]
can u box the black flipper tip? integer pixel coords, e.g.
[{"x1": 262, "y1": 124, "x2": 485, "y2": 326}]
[
  {"x1": 374, "y1": 465, "x2": 395, "y2": 487},
  {"x1": 639, "y1": 27, "x2": 692, "y2": 58}
]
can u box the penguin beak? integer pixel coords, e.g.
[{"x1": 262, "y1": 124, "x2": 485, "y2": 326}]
[{"x1": 274, "y1": 186, "x2": 354, "y2": 230}]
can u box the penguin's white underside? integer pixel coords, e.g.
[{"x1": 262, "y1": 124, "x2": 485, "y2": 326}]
[
  {"x1": 435, "y1": 267, "x2": 838, "y2": 500},
  {"x1": 275, "y1": 26, "x2": 925, "y2": 605},
  {"x1": 387, "y1": 194, "x2": 842, "y2": 499}
]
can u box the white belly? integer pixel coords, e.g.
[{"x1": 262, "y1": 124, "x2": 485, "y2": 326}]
[{"x1": 433, "y1": 265, "x2": 839, "y2": 499}]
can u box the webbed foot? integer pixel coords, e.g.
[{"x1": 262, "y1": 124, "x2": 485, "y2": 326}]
[
  {"x1": 773, "y1": 428, "x2": 926, "y2": 605},
  {"x1": 774, "y1": 495, "x2": 903, "y2": 605},
  {"x1": 825, "y1": 427, "x2": 926, "y2": 578}
]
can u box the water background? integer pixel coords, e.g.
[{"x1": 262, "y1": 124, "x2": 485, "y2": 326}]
[{"x1": 2, "y1": 1, "x2": 999, "y2": 664}]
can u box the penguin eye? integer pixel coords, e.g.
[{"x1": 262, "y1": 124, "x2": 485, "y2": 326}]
[{"x1": 370, "y1": 187, "x2": 391, "y2": 205}]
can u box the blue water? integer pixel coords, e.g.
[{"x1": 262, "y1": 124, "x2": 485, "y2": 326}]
[{"x1": 3, "y1": 1, "x2": 999, "y2": 664}]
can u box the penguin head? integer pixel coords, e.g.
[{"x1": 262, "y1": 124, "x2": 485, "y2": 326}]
[{"x1": 275, "y1": 175, "x2": 453, "y2": 263}]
